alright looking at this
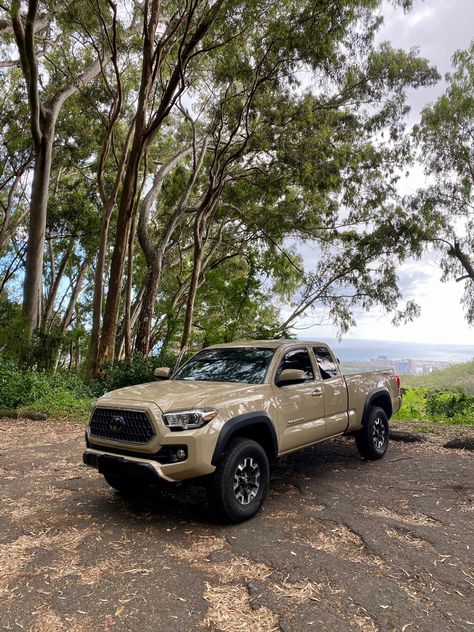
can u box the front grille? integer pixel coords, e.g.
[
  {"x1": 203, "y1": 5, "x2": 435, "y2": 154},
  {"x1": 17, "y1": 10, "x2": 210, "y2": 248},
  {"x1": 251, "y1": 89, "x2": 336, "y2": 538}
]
[{"x1": 89, "y1": 408, "x2": 155, "y2": 444}]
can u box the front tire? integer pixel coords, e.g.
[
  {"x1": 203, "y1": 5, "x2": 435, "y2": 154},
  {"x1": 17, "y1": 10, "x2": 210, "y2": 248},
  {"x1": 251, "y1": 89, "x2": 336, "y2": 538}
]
[
  {"x1": 355, "y1": 406, "x2": 389, "y2": 460},
  {"x1": 208, "y1": 437, "x2": 270, "y2": 523}
]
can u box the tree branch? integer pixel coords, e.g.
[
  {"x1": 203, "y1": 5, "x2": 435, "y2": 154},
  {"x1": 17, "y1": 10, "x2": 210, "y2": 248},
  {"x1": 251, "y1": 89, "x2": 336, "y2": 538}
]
[{"x1": 50, "y1": 58, "x2": 102, "y2": 116}]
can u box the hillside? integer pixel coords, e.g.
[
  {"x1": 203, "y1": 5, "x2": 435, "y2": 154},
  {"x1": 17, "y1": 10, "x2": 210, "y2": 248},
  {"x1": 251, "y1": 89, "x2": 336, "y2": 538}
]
[{"x1": 401, "y1": 361, "x2": 474, "y2": 394}]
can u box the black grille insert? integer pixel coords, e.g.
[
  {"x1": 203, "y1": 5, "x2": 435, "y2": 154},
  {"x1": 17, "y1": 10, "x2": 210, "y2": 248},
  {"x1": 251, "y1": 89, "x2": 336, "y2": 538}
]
[{"x1": 89, "y1": 408, "x2": 155, "y2": 444}]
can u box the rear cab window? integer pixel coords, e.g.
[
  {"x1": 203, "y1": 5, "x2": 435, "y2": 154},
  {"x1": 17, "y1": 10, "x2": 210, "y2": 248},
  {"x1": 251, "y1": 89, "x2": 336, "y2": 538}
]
[{"x1": 312, "y1": 346, "x2": 339, "y2": 380}]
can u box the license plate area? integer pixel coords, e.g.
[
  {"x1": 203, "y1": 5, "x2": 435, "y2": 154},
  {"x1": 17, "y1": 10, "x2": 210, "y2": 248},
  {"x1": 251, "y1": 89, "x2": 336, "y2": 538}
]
[
  {"x1": 97, "y1": 454, "x2": 159, "y2": 485},
  {"x1": 98, "y1": 455, "x2": 125, "y2": 476}
]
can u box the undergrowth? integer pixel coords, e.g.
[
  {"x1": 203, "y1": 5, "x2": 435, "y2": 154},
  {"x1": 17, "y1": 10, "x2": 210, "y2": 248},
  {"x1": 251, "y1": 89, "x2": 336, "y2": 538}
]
[{"x1": 394, "y1": 388, "x2": 474, "y2": 427}]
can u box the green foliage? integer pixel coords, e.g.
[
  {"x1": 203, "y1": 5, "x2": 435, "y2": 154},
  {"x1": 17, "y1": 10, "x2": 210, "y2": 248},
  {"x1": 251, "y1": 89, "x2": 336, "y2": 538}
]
[
  {"x1": 89, "y1": 352, "x2": 177, "y2": 396},
  {"x1": 0, "y1": 355, "x2": 94, "y2": 419},
  {"x1": 0, "y1": 0, "x2": 453, "y2": 369},
  {"x1": 394, "y1": 388, "x2": 474, "y2": 426},
  {"x1": 395, "y1": 387, "x2": 427, "y2": 420},
  {"x1": 19, "y1": 391, "x2": 92, "y2": 422},
  {"x1": 413, "y1": 41, "x2": 474, "y2": 323},
  {"x1": 425, "y1": 390, "x2": 474, "y2": 420},
  {"x1": 0, "y1": 359, "x2": 50, "y2": 409},
  {"x1": 0, "y1": 299, "x2": 30, "y2": 361}
]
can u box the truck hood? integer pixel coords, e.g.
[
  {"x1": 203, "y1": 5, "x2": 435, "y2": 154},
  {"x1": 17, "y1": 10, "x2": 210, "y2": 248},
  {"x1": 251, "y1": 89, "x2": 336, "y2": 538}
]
[{"x1": 97, "y1": 379, "x2": 268, "y2": 413}]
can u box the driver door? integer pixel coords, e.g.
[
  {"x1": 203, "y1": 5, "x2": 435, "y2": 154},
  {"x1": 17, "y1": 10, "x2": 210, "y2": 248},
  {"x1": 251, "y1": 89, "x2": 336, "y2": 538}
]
[{"x1": 272, "y1": 348, "x2": 326, "y2": 452}]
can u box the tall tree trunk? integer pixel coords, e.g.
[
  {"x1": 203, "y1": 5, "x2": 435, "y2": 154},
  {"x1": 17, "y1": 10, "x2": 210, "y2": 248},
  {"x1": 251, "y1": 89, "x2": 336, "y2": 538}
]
[
  {"x1": 22, "y1": 126, "x2": 53, "y2": 331},
  {"x1": 180, "y1": 226, "x2": 204, "y2": 352},
  {"x1": 135, "y1": 141, "x2": 206, "y2": 355},
  {"x1": 43, "y1": 243, "x2": 72, "y2": 328},
  {"x1": 60, "y1": 259, "x2": 89, "y2": 334},
  {"x1": 123, "y1": 210, "x2": 137, "y2": 358},
  {"x1": 96, "y1": 0, "x2": 160, "y2": 365},
  {"x1": 135, "y1": 250, "x2": 165, "y2": 355},
  {"x1": 97, "y1": 148, "x2": 143, "y2": 363},
  {"x1": 10, "y1": 0, "x2": 101, "y2": 336},
  {"x1": 87, "y1": 202, "x2": 114, "y2": 379},
  {"x1": 94, "y1": 0, "x2": 224, "y2": 369},
  {"x1": 116, "y1": 284, "x2": 145, "y2": 360},
  {"x1": 0, "y1": 163, "x2": 30, "y2": 255}
]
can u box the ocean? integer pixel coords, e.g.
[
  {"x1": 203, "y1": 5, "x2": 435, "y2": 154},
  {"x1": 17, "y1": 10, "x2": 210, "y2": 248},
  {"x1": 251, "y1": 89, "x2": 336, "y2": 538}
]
[{"x1": 302, "y1": 338, "x2": 474, "y2": 363}]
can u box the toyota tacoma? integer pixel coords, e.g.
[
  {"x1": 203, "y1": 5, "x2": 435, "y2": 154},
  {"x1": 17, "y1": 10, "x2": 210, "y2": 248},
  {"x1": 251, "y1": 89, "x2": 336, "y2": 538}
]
[{"x1": 83, "y1": 340, "x2": 401, "y2": 522}]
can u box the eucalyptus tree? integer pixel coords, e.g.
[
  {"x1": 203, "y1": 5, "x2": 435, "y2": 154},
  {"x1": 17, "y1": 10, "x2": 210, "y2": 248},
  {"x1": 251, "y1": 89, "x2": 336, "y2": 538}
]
[
  {"x1": 265, "y1": 42, "x2": 442, "y2": 335},
  {"x1": 174, "y1": 45, "x2": 438, "y2": 346},
  {"x1": 92, "y1": 0, "x2": 245, "y2": 372},
  {"x1": 129, "y1": 0, "x2": 437, "y2": 357},
  {"x1": 0, "y1": 1, "x2": 108, "y2": 334},
  {"x1": 413, "y1": 42, "x2": 474, "y2": 322},
  {"x1": 0, "y1": 0, "x2": 447, "y2": 372}
]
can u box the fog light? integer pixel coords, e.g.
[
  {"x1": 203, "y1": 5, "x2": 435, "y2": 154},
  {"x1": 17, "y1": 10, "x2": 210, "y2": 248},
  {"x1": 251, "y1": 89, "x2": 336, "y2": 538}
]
[{"x1": 176, "y1": 449, "x2": 186, "y2": 460}]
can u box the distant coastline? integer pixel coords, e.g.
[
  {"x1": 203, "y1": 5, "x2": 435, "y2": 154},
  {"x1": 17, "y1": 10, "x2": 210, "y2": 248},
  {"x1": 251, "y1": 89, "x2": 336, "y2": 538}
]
[{"x1": 303, "y1": 337, "x2": 474, "y2": 363}]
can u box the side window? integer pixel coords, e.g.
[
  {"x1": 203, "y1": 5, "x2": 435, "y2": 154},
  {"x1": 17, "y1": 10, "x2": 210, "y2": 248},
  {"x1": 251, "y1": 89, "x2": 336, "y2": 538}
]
[
  {"x1": 313, "y1": 347, "x2": 338, "y2": 379},
  {"x1": 277, "y1": 349, "x2": 314, "y2": 381}
]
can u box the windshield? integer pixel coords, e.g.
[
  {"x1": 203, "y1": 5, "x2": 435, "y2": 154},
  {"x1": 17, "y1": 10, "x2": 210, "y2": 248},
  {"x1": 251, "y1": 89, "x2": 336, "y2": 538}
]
[{"x1": 172, "y1": 347, "x2": 275, "y2": 384}]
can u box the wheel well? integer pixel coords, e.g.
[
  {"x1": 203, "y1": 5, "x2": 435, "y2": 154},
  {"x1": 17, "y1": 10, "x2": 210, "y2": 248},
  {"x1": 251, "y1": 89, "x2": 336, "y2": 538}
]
[
  {"x1": 368, "y1": 393, "x2": 392, "y2": 420},
  {"x1": 230, "y1": 423, "x2": 277, "y2": 461},
  {"x1": 211, "y1": 414, "x2": 279, "y2": 466}
]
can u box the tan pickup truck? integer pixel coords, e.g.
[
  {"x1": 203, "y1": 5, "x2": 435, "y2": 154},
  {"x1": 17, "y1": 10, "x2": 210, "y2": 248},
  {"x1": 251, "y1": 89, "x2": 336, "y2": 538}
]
[{"x1": 83, "y1": 340, "x2": 401, "y2": 522}]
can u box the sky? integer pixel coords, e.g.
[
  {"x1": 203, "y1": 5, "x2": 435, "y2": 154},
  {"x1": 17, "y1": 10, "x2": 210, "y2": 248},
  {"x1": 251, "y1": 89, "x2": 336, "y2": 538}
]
[{"x1": 292, "y1": 0, "x2": 474, "y2": 346}]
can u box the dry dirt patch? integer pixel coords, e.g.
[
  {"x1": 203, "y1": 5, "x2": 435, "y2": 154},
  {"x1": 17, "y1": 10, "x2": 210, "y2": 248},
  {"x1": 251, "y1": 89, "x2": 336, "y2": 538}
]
[{"x1": 1, "y1": 418, "x2": 473, "y2": 632}]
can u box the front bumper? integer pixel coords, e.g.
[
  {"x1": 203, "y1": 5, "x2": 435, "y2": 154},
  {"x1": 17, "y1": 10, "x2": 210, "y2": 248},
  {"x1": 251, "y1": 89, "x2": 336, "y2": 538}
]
[
  {"x1": 83, "y1": 449, "x2": 176, "y2": 483},
  {"x1": 85, "y1": 400, "x2": 219, "y2": 482}
]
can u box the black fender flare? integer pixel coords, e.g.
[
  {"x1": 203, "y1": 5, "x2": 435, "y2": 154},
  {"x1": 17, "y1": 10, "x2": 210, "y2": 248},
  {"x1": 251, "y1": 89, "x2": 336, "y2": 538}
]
[
  {"x1": 362, "y1": 388, "x2": 393, "y2": 423},
  {"x1": 211, "y1": 412, "x2": 278, "y2": 466}
]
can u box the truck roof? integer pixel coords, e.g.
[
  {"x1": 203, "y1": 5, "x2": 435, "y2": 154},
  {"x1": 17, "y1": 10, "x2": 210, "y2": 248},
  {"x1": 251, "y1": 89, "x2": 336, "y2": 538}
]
[{"x1": 206, "y1": 339, "x2": 329, "y2": 350}]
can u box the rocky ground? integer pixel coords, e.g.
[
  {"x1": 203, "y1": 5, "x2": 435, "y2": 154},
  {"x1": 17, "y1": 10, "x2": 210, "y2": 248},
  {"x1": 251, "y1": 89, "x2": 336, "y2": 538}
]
[{"x1": 0, "y1": 418, "x2": 472, "y2": 632}]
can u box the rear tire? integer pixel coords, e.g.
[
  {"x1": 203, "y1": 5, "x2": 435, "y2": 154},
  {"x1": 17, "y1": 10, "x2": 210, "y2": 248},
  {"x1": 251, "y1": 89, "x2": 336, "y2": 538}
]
[
  {"x1": 208, "y1": 437, "x2": 269, "y2": 523},
  {"x1": 355, "y1": 406, "x2": 389, "y2": 460}
]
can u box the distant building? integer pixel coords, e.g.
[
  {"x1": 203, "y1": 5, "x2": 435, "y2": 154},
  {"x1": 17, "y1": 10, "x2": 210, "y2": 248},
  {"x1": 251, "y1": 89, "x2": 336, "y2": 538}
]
[{"x1": 393, "y1": 359, "x2": 413, "y2": 374}]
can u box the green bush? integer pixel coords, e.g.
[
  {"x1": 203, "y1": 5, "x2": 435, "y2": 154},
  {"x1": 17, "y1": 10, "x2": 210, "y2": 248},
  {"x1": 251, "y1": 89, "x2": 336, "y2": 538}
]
[
  {"x1": 90, "y1": 351, "x2": 177, "y2": 396},
  {"x1": 0, "y1": 354, "x2": 94, "y2": 418},
  {"x1": 395, "y1": 388, "x2": 427, "y2": 420},
  {"x1": 425, "y1": 390, "x2": 474, "y2": 419},
  {"x1": 0, "y1": 362, "x2": 51, "y2": 408},
  {"x1": 0, "y1": 350, "x2": 183, "y2": 420},
  {"x1": 19, "y1": 390, "x2": 92, "y2": 421},
  {"x1": 47, "y1": 371, "x2": 93, "y2": 398},
  {"x1": 395, "y1": 387, "x2": 474, "y2": 426}
]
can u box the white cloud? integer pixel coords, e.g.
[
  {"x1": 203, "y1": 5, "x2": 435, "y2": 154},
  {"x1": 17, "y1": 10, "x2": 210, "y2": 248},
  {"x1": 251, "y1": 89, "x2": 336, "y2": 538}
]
[{"x1": 289, "y1": 254, "x2": 473, "y2": 345}]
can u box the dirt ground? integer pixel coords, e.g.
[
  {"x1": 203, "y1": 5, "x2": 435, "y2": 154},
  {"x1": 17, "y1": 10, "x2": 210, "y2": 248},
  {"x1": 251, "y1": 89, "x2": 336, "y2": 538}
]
[{"x1": 0, "y1": 418, "x2": 473, "y2": 632}]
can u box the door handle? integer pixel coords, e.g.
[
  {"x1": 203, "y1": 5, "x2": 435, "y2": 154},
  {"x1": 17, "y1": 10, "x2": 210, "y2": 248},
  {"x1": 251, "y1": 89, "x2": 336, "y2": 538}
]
[{"x1": 312, "y1": 388, "x2": 323, "y2": 397}]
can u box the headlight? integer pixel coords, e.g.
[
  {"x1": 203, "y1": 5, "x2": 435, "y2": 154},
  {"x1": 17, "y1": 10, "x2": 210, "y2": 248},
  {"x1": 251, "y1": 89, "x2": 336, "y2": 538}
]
[{"x1": 162, "y1": 408, "x2": 218, "y2": 431}]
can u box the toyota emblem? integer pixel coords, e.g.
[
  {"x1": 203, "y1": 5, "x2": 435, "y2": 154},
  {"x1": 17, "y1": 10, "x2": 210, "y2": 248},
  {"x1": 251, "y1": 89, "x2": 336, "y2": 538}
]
[{"x1": 109, "y1": 415, "x2": 125, "y2": 432}]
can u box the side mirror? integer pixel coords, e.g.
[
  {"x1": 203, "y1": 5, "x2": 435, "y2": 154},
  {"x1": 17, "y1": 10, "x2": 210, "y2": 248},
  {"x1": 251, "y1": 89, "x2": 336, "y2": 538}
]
[
  {"x1": 278, "y1": 368, "x2": 306, "y2": 385},
  {"x1": 154, "y1": 367, "x2": 171, "y2": 379}
]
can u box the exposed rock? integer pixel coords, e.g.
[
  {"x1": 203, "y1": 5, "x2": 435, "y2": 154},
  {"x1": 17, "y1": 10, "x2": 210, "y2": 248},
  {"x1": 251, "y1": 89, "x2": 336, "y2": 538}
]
[
  {"x1": 390, "y1": 429, "x2": 427, "y2": 443},
  {"x1": 443, "y1": 437, "x2": 474, "y2": 451}
]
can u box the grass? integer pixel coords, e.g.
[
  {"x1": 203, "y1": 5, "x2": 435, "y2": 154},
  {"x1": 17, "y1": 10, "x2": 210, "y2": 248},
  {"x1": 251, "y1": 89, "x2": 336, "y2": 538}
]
[
  {"x1": 401, "y1": 360, "x2": 474, "y2": 394},
  {"x1": 19, "y1": 392, "x2": 93, "y2": 422},
  {"x1": 393, "y1": 388, "x2": 474, "y2": 428}
]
